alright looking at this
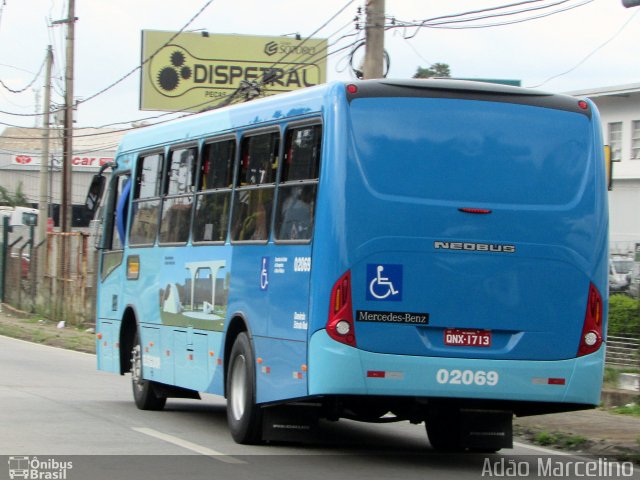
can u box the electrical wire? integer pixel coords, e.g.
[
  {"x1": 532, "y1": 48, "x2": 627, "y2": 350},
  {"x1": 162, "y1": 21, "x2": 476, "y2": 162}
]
[
  {"x1": 0, "y1": 53, "x2": 47, "y2": 94},
  {"x1": 2, "y1": 0, "x2": 360, "y2": 133},
  {"x1": 0, "y1": 0, "x2": 216, "y2": 118},
  {"x1": 0, "y1": 31, "x2": 366, "y2": 142},
  {"x1": 261, "y1": 0, "x2": 356, "y2": 73},
  {"x1": 527, "y1": 8, "x2": 640, "y2": 88},
  {"x1": 390, "y1": 0, "x2": 593, "y2": 38},
  {"x1": 76, "y1": 0, "x2": 216, "y2": 108},
  {"x1": 417, "y1": 0, "x2": 594, "y2": 30}
]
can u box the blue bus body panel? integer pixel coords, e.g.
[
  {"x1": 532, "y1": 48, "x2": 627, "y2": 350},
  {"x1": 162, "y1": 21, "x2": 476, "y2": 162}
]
[
  {"x1": 308, "y1": 329, "x2": 604, "y2": 406},
  {"x1": 227, "y1": 243, "x2": 312, "y2": 403},
  {"x1": 309, "y1": 93, "x2": 607, "y2": 366}
]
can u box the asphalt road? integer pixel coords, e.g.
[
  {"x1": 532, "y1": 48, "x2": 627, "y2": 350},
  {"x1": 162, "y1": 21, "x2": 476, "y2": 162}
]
[{"x1": 0, "y1": 335, "x2": 638, "y2": 480}]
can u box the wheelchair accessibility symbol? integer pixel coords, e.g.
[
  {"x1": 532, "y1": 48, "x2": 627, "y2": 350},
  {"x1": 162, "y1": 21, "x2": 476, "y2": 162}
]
[
  {"x1": 366, "y1": 264, "x2": 402, "y2": 301},
  {"x1": 260, "y1": 257, "x2": 269, "y2": 291}
]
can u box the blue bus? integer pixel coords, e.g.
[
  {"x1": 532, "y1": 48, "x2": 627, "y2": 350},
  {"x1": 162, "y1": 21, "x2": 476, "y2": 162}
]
[{"x1": 89, "y1": 79, "x2": 608, "y2": 451}]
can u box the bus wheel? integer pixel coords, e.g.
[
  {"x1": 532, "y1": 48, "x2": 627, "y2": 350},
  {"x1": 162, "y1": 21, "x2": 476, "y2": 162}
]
[
  {"x1": 131, "y1": 332, "x2": 166, "y2": 411},
  {"x1": 425, "y1": 408, "x2": 462, "y2": 452},
  {"x1": 226, "y1": 332, "x2": 263, "y2": 444}
]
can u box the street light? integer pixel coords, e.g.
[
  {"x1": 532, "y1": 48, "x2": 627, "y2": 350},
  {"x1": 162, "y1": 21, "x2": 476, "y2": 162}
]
[{"x1": 622, "y1": 0, "x2": 640, "y2": 7}]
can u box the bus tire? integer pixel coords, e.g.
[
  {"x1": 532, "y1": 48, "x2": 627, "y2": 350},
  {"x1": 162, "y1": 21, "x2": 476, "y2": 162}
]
[
  {"x1": 131, "y1": 331, "x2": 166, "y2": 411},
  {"x1": 226, "y1": 332, "x2": 263, "y2": 444}
]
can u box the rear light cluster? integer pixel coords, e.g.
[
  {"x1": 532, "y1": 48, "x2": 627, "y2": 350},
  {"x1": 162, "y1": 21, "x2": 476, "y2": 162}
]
[
  {"x1": 578, "y1": 283, "x2": 603, "y2": 357},
  {"x1": 327, "y1": 270, "x2": 356, "y2": 347}
]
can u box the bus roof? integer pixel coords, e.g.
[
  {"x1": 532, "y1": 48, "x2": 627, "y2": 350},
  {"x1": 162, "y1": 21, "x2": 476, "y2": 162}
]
[{"x1": 115, "y1": 79, "x2": 590, "y2": 159}]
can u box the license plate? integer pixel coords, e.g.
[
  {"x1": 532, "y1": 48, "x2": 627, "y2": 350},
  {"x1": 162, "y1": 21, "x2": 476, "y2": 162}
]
[{"x1": 444, "y1": 328, "x2": 492, "y2": 347}]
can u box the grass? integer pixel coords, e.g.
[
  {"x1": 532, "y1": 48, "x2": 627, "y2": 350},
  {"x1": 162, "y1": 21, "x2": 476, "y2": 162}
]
[
  {"x1": 533, "y1": 431, "x2": 588, "y2": 449},
  {"x1": 0, "y1": 313, "x2": 96, "y2": 354},
  {"x1": 611, "y1": 403, "x2": 640, "y2": 417}
]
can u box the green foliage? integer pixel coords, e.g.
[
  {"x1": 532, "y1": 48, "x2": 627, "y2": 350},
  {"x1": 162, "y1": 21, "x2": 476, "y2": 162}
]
[
  {"x1": 534, "y1": 431, "x2": 588, "y2": 449},
  {"x1": 413, "y1": 63, "x2": 451, "y2": 79},
  {"x1": 534, "y1": 431, "x2": 557, "y2": 445},
  {"x1": 608, "y1": 295, "x2": 640, "y2": 336},
  {"x1": 611, "y1": 403, "x2": 640, "y2": 417},
  {"x1": 0, "y1": 182, "x2": 29, "y2": 207}
]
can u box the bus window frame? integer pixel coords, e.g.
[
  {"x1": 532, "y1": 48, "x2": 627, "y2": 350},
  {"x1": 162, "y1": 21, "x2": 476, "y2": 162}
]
[
  {"x1": 99, "y1": 170, "x2": 131, "y2": 282},
  {"x1": 192, "y1": 134, "x2": 237, "y2": 246},
  {"x1": 230, "y1": 127, "x2": 281, "y2": 245},
  {"x1": 273, "y1": 118, "x2": 323, "y2": 246},
  {"x1": 129, "y1": 149, "x2": 165, "y2": 248},
  {"x1": 158, "y1": 142, "x2": 199, "y2": 246}
]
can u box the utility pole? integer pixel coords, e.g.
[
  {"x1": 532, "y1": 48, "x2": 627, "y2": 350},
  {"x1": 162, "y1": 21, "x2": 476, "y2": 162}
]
[
  {"x1": 38, "y1": 45, "x2": 53, "y2": 244},
  {"x1": 61, "y1": 0, "x2": 76, "y2": 232},
  {"x1": 363, "y1": 0, "x2": 385, "y2": 79}
]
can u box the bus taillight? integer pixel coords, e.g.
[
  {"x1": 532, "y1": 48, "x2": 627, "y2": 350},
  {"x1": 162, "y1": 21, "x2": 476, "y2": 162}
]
[
  {"x1": 577, "y1": 283, "x2": 603, "y2": 357},
  {"x1": 327, "y1": 270, "x2": 356, "y2": 347}
]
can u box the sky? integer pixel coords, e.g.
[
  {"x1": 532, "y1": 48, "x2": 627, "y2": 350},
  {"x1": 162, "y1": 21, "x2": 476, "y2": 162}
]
[{"x1": 0, "y1": 0, "x2": 638, "y2": 134}]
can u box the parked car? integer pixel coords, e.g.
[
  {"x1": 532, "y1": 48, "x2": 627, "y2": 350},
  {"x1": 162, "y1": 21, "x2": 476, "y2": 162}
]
[
  {"x1": 609, "y1": 255, "x2": 634, "y2": 295},
  {"x1": 627, "y1": 262, "x2": 640, "y2": 298}
]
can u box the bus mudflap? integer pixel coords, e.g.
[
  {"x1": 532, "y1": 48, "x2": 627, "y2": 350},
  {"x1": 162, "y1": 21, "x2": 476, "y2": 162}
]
[
  {"x1": 459, "y1": 409, "x2": 513, "y2": 450},
  {"x1": 427, "y1": 406, "x2": 513, "y2": 451},
  {"x1": 261, "y1": 403, "x2": 320, "y2": 443}
]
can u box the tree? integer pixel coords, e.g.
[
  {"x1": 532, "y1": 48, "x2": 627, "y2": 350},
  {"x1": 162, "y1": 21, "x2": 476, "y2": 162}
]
[
  {"x1": 0, "y1": 182, "x2": 29, "y2": 207},
  {"x1": 413, "y1": 63, "x2": 451, "y2": 79}
]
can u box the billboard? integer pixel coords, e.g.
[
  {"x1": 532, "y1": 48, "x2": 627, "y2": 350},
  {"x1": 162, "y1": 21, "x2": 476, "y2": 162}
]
[{"x1": 140, "y1": 31, "x2": 328, "y2": 112}]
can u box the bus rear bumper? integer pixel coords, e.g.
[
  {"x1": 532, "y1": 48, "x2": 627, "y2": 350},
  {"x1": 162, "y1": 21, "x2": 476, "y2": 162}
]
[{"x1": 308, "y1": 330, "x2": 604, "y2": 406}]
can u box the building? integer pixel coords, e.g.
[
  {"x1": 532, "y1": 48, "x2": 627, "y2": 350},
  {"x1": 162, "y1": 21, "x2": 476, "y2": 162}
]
[
  {"x1": 567, "y1": 83, "x2": 640, "y2": 254},
  {"x1": 0, "y1": 127, "x2": 124, "y2": 227}
]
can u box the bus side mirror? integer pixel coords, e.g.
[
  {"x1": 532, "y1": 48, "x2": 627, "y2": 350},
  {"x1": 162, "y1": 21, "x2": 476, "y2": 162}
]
[
  {"x1": 86, "y1": 174, "x2": 106, "y2": 214},
  {"x1": 604, "y1": 145, "x2": 613, "y2": 191}
]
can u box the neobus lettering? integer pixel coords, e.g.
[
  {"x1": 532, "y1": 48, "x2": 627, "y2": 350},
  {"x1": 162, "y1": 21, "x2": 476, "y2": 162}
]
[{"x1": 434, "y1": 241, "x2": 516, "y2": 253}]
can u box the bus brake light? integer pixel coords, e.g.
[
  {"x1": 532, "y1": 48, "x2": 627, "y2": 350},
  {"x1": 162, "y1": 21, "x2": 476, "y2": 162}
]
[
  {"x1": 327, "y1": 270, "x2": 356, "y2": 347},
  {"x1": 577, "y1": 283, "x2": 603, "y2": 357}
]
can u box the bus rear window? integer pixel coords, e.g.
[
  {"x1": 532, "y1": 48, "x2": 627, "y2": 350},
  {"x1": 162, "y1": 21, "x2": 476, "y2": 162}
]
[{"x1": 349, "y1": 98, "x2": 592, "y2": 206}]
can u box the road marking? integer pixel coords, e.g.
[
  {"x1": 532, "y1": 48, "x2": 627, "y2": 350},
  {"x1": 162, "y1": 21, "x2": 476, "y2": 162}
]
[
  {"x1": 132, "y1": 427, "x2": 246, "y2": 464},
  {"x1": 513, "y1": 441, "x2": 571, "y2": 456}
]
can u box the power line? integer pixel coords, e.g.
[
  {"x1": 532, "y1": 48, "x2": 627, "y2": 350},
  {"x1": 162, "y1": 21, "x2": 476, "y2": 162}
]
[
  {"x1": 0, "y1": 52, "x2": 47, "y2": 94},
  {"x1": 76, "y1": 0, "x2": 216, "y2": 108},
  {"x1": 418, "y1": 0, "x2": 594, "y2": 30},
  {"x1": 1, "y1": 0, "x2": 359, "y2": 132},
  {"x1": 262, "y1": 0, "x2": 355, "y2": 72},
  {"x1": 1, "y1": 26, "x2": 367, "y2": 139},
  {"x1": 0, "y1": 0, "x2": 216, "y2": 118},
  {"x1": 390, "y1": 0, "x2": 593, "y2": 38},
  {"x1": 527, "y1": 8, "x2": 640, "y2": 88}
]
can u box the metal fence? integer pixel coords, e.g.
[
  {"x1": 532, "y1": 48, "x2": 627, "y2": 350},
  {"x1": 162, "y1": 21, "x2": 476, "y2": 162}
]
[
  {"x1": 2, "y1": 230, "x2": 98, "y2": 326},
  {"x1": 606, "y1": 334, "x2": 640, "y2": 369}
]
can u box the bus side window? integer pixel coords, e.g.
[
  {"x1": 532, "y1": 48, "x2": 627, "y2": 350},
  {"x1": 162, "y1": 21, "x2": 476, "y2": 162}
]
[
  {"x1": 114, "y1": 177, "x2": 131, "y2": 249},
  {"x1": 159, "y1": 146, "x2": 197, "y2": 244},
  {"x1": 193, "y1": 138, "x2": 235, "y2": 243},
  {"x1": 275, "y1": 124, "x2": 321, "y2": 241},
  {"x1": 129, "y1": 152, "x2": 163, "y2": 246},
  {"x1": 231, "y1": 132, "x2": 279, "y2": 242}
]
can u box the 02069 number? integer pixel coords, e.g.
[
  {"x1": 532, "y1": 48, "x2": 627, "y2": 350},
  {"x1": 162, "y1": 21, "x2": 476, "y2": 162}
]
[{"x1": 436, "y1": 368, "x2": 499, "y2": 386}]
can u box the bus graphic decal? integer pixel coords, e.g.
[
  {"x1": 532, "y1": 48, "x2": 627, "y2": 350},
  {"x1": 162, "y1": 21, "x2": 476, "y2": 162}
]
[{"x1": 159, "y1": 256, "x2": 229, "y2": 331}]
